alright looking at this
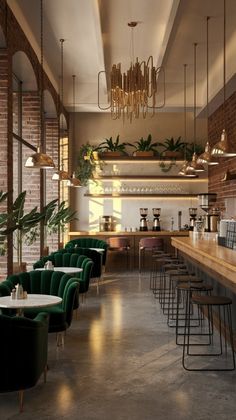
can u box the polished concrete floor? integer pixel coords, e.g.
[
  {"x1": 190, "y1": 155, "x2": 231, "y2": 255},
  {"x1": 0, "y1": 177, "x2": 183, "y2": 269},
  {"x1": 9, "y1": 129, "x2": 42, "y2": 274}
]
[{"x1": 0, "y1": 271, "x2": 235, "y2": 419}]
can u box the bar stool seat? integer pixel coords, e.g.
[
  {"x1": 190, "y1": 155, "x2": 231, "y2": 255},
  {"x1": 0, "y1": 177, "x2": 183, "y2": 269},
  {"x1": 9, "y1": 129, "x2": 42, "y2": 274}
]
[{"x1": 182, "y1": 293, "x2": 235, "y2": 371}]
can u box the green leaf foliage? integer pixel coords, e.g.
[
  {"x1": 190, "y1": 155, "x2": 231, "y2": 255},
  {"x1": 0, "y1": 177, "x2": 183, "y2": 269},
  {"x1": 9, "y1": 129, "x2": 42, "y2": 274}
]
[
  {"x1": 162, "y1": 136, "x2": 186, "y2": 152},
  {"x1": 97, "y1": 135, "x2": 127, "y2": 153},
  {"x1": 127, "y1": 134, "x2": 161, "y2": 152}
]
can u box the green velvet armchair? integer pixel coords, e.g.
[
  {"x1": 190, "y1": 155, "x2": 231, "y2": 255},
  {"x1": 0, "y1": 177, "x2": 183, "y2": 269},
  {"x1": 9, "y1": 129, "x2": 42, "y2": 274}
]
[
  {"x1": 0, "y1": 312, "x2": 49, "y2": 412},
  {"x1": 3, "y1": 270, "x2": 79, "y2": 334},
  {"x1": 65, "y1": 237, "x2": 108, "y2": 265}
]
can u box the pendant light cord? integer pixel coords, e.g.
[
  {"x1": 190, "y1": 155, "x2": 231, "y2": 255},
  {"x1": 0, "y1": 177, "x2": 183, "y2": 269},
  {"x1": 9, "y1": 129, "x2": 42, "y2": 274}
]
[
  {"x1": 206, "y1": 17, "x2": 210, "y2": 134},
  {"x1": 193, "y1": 43, "x2": 197, "y2": 151},
  {"x1": 72, "y1": 75, "x2": 76, "y2": 146},
  {"x1": 184, "y1": 63, "x2": 187, "y2": 159},
  {"x1": 223, "y1": 0, "x2": 226, "y2": 128},
  {"x1": 40, "y1": 0, "x2": 44, "y2": 151}
]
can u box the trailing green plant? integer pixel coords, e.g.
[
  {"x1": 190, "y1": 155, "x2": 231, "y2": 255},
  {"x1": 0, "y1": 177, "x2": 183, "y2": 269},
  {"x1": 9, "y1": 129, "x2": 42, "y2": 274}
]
[
  {"x1": 76, "y1": 143, "x2": 102, "y2": 186},
  {"x1": 127, "y1": 134, "x2": 160, "y2": 152},
  {"x1": 161, "y1": 136, "x2": 186, "y2": 152},
  {"x1": 97, "y1": 135, "x2": 127, "y2": 153}
]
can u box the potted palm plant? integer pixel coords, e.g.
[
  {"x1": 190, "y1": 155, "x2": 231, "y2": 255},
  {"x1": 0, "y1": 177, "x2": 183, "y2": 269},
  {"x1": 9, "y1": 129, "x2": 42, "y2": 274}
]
[
  {"x1": 45, "y1": 200, "x2": 77, "y2": 243},
  {"x1": 1, "y1": 191, "x2": 45, "y2": 272},
  {"x1": 127, "y1": 134, "x2": 160, "y2": 156},
  {"x1": 161, "y1": 136, "x2": 186, "y2": 158},
  {"x1": 97, "y1": 135, "x2": 127, "y2": 157}
]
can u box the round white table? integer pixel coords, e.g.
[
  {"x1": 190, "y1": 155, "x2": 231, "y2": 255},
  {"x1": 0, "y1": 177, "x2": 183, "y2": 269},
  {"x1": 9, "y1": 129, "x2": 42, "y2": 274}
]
[
  {"x1": 0, "y1": 294, "x2": 62, "y2": 316},
  {"x1": 35, "y1": 267, "x2": 83, "y2": 274}
]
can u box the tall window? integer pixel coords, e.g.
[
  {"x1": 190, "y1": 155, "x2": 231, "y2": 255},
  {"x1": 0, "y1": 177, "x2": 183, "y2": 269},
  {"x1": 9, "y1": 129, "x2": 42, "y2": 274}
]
[{"x1": 59, "y1": 130, "x2": 69, "y2": 244}]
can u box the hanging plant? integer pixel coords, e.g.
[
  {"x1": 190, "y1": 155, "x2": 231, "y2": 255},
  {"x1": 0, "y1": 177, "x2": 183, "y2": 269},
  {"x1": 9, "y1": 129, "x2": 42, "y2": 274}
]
[{"x1": 75, "y1": 143, "x2": 103, "y2": 186}]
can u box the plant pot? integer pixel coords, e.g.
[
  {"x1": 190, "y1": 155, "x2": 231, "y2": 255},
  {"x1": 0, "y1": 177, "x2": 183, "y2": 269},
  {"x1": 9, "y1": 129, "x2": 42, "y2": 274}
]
[
  {"x1": 133, "y1": 151, "x2": 154, "y2": 157},
  {"x1": 100, "y1": 151, "x2": 124, "y2": 157},
  {"x1": 163, "y1": 151, "x2": 183, "y2": 159}
]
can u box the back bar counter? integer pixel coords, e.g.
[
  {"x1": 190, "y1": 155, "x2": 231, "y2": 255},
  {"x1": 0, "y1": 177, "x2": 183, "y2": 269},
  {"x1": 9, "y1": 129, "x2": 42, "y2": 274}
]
[
  {"x1": 69, "y1": 231, "x2": 189, "y2": 269},
  {"x1": 171, "y1": 234, "x2": 236, "y2": 334}
]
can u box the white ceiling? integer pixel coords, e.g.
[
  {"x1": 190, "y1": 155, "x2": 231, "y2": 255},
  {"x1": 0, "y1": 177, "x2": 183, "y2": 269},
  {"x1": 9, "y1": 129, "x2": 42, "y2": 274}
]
[{"x1": 7, "y1": 0, "x2": 236, "y2": 114}]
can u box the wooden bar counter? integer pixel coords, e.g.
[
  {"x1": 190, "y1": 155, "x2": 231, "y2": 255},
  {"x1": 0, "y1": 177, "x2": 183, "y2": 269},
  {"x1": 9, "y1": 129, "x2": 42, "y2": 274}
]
[
  {"x1": 171, "y1": 235, "x2": 236, "y2": 294},
  {"x1": 69, "y1": 231, "x2": 189, "y2": 270}
]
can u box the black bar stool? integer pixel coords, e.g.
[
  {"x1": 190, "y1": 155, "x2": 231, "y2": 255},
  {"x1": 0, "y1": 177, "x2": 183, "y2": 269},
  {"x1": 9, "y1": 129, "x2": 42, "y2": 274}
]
[{"x1": 182, "y1": 294, "x2": 235, "y2": 371}]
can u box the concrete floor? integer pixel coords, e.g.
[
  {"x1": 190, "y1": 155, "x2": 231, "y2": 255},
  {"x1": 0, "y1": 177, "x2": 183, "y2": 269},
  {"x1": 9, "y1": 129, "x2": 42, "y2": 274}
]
[{"x1": 0, "y1": 271, "x2": 235, "y2": 419}]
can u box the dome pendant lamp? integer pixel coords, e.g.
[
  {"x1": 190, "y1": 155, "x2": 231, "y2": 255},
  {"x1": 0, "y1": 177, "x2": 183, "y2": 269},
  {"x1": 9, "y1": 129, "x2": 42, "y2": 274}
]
[
  {"x1": 178, "y1": 64, "x2": 196, "y2": 177},
  {"x1": 187, "y1": 43, "x2": 204, "y2": 173},
  {"x1": 52, "y1": 39, "x2": 70, "y2": 181},
  {"x1": 25, "y1": 0, "x2": 55, "y2": 169},
  {"x1": 197, "y1": 17, "x2": 218, "y2": 166},
  {"x1": 67, "y1": 75, "x2": 81, "y2": 188},
  {"x1": 211, "y1": 0, "x2": 236, "y2": 157}
]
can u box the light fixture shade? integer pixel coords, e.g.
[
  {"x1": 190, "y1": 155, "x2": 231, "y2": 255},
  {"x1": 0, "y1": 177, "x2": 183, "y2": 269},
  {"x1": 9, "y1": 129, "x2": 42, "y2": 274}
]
[
  {"x1": 178, "y1": 161, "x2": 197, "y2": 177},
  {"x1": 211, "y1": 129, "x2": 236, "y2": 157},
  {"x1": 25, "y1": 147, "x2": 55, "y2": 169},
  {"x1": 52, "y1": 169, "x2": 70, "y2": 181},
  {"x1": 67, "y1": 172, "x2": 81, "y2": 187},
  {"x1": 197, "y1": 142, "x2": 219, "y2": 165},
  {"x1": 187, "y1": 152, "x2": 205, "y2": 172}
]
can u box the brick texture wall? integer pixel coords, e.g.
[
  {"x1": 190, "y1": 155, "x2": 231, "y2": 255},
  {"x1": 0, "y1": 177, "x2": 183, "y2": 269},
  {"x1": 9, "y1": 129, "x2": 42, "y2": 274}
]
[
  {"x1": 208, "y1": 91, "x2": 236, "y2": 212},
  {"x1": 0, "y1": 49, "x2": 8, "y2": 278},
  {"x1": 0, "y1": 1, "x2": 69, "y2": 276}
]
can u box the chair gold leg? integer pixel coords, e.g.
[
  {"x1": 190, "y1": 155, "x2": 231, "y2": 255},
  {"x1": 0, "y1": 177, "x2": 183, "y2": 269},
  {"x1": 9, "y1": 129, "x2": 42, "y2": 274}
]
[
  {"x1": 56, "y1": 332, "x2": 65, "y2": 347},
  {"x1": 18, "y1": 389, "x2": 24, "y2": 412}
]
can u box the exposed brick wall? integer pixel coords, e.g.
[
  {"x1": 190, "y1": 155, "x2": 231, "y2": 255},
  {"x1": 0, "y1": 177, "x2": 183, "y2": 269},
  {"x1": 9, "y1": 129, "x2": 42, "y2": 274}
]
[
  {"x1": 0, "y1": 49, "x2": 8, "y2": 279},
  {"x1": 208, "y1": 91, "x2": 236, "y2": 212},
  {"x1": 45, "y1": 118, "x2": 59, "y2": 254},
  {"x1": 0, "y1": 0, "x2": 69, "y2": 275}
]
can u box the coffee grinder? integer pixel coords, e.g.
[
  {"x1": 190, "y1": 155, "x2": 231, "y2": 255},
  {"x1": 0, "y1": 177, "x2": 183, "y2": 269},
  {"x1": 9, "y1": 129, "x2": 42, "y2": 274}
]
[
  {"x1": 140, "y1": 208, "x2": 148, "y2": 231},
  {"x1": 189, "y1": 208, "x2": 197, "y2": 231},
  {"x1": 152, "y1": 208, "x2": 161, "y2": 231},
  {"x1": 198, "y1": 193, "x2": 217, "y2": 232}
]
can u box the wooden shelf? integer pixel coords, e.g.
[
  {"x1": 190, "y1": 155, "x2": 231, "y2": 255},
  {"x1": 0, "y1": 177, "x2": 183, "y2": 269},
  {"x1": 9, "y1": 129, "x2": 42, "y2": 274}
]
[
  {"x1": 84, "y1": 193, "x2": 198, "y2": 198},
  {"x1": 100, "y1": 156, "x2": 185, "y2": 162},
  {"x1": 94, "y1": 175, "x2": 200, "y2": 181}
]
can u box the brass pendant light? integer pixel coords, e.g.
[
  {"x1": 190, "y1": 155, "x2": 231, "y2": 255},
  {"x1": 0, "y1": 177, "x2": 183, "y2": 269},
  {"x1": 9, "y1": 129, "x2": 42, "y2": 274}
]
[
  {"x1": 197, "y1": 17, "x2": 218, "y2": 166},
  {"x1": 25, "y1": 0, "x2": 55, "y2": 169},
  {"x1": 67, "y1": 75, "x2": 81, "y2": 188},
  {"x1": 52, "y1": 39, "x2": 70, "y2": 181},
  {"x1": 178, "y1": 64, "x2": 196, "y2": 177},
  {"x1": 211, "y1": 0, "x2": 236, "y2": 157},
  {"x1": 187, "y1": 43, "x2": 204, "y2": 172}
]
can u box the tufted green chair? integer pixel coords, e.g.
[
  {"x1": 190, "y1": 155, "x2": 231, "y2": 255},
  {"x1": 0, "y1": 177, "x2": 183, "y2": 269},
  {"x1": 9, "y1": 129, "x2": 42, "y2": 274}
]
[
  {"x1": 3, "y1": 270, "x2": 79, "y2": 334},
  {"x1": 0, "y1": 312, "x2": 49, "y2": 412},
  {"x1": 34, "y1": 249, "x2": 101, "y2": 279},
  {"x1": 65, "y1": 237, "x2": 108, "y2": 265}
]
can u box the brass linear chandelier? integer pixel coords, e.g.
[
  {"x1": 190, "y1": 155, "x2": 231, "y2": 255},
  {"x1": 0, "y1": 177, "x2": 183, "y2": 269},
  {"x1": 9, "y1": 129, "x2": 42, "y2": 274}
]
[{"x1": 98, "y1": 22, "x2": 165, "y2": 121}]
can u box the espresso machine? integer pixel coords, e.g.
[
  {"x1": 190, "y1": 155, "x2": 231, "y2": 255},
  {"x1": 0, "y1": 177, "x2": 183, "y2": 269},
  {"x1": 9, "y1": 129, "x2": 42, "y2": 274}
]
[
  {"x1": 140, "y1": 208, "x2": 148, "y2": 231},
  {"x1": 198, "y1": 193, "x2": 217, "y2": 232},
  {"x1": 189, "y1": 208, "x2": 197, "y2": 231},
  {"x1": 152, "y1": 208, "x2": 161, "y2": 231}
]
